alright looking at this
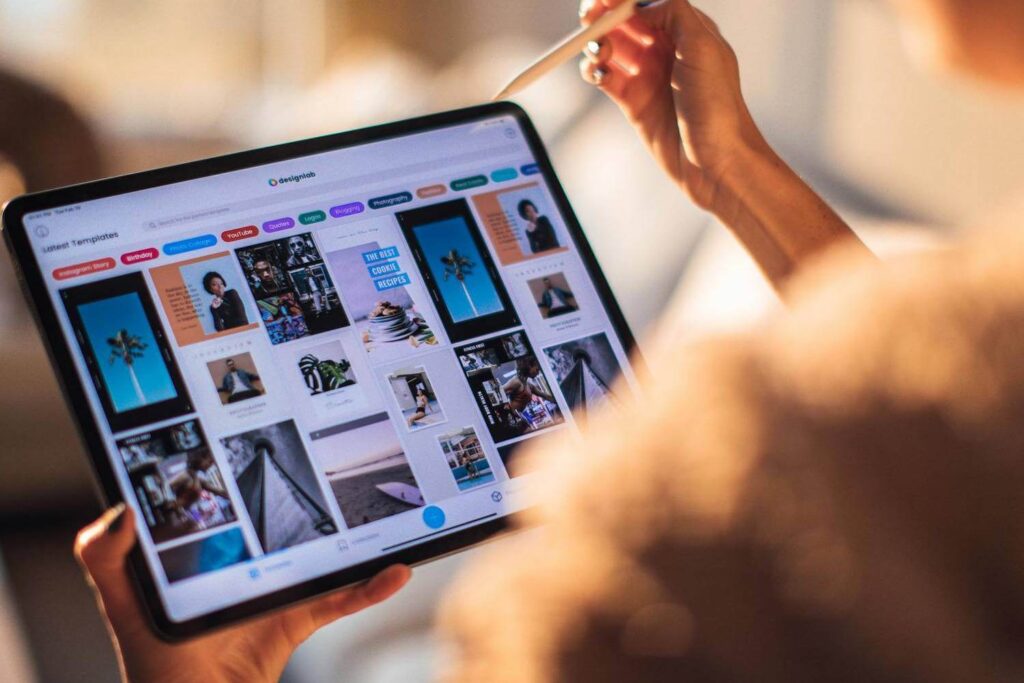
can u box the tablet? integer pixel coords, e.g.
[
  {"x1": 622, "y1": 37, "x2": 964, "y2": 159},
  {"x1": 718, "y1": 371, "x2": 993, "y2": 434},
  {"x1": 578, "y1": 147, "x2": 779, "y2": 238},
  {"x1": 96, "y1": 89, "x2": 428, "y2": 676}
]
[{"x1": 2, "y1": 103, "x2": 638, "y2": 639}]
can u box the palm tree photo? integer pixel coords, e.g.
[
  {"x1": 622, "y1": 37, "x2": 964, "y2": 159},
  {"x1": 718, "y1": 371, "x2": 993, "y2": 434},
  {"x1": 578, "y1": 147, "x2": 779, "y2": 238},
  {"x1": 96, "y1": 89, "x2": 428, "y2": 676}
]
[
  {"x1": 440, "y1": 249, "x2": 479, "y2": 317},
  {"x1": 107, "y1": 329, "x2": 148, "y2": 407}
]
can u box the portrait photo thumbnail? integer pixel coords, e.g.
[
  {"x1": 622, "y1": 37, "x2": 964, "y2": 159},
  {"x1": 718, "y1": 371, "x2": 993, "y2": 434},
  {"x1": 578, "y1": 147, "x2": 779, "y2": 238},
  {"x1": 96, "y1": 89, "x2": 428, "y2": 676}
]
[
  {"x1": 149, "y1": 251, "x2": 258, "y2": 347},
  {"x1": 206, "y1": 352, "x2": 265, "y2": 405},
  {"x1": 235, "y1": 233, "x2": 348, "y2": 345},
  {"x1": 471, "y1": 182, "x2": 568, "y2": 265},
  {"x1": 527, "y1": 271, "x2": 578, "y2": 319},
  {"x1": 116, "y1": 418, "x2": 236, "y2": 545},
  {"x1": 456, "y1": 331, "x2": 564, "y2": 444},
  {"x1": 310, "y1": 413, "x2": 425, "y2": 529},
  {"x1": 220, "y1": 420, "x2": 337, "y2": 553}
]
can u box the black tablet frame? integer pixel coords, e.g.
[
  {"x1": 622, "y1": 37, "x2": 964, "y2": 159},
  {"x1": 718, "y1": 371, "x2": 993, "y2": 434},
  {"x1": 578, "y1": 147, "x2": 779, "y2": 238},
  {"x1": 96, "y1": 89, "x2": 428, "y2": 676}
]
[{"x1": 1, "y1": 102, "x2": 639, "y2": 641}]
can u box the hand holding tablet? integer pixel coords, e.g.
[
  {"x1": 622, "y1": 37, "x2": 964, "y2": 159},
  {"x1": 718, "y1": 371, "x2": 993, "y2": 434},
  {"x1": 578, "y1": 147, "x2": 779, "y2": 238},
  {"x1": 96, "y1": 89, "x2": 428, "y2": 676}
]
[{"x1": 3, "y1": 103, "x2": 639, "y2": 638}]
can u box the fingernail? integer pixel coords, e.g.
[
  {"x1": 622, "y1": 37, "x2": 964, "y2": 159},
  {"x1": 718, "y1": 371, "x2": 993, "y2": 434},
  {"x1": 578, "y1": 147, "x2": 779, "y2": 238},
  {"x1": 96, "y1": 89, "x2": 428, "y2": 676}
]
[
  {"x1": 106, "y1": 503, "x2": 127, "y2": 533},
  {"x1": 592, "y1": 67, "x2": 608, "y2": 86},
  {"x1": 585, "y1": 40, "x2": 603, "y2": 60},
  {"x1": 579, "y1": 0, "x2": 595, "y2": 18}
]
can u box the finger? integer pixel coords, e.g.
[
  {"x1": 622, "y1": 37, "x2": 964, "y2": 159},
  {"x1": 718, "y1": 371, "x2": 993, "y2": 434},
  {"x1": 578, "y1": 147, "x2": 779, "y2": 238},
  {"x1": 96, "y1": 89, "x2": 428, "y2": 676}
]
[
  {"x1": 668, "y1": 0, "x2": 713, "y2": 44},
  {"x1": 307, "y1": 564, "x2": 412, "y2": 629},
  {"x1": 579, "y1": 58, "x2": 634, "y2": 101},
  {"x1": 582, "y1": 37, "x2": 612, "y2": 65},
  {"x1": 74, "y1": 505, "x2": 150, "y2": 638},
  {"x1": 602, "y1": 25, "x2": 651, "y2": 73}
]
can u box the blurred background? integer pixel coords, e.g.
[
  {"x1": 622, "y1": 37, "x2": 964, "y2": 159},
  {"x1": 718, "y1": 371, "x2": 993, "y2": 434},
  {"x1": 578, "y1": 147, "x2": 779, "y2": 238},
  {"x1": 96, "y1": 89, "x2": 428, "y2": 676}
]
[{"x1": 1, "y1": 0, "x2": 1023, "y2": 680}]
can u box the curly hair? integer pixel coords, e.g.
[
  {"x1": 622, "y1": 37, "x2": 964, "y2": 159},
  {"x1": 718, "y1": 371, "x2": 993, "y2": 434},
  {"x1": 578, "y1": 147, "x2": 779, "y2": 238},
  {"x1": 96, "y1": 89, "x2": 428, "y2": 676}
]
[{"x1": 201, "y1": 271, "x2": 225, "y2": 294}]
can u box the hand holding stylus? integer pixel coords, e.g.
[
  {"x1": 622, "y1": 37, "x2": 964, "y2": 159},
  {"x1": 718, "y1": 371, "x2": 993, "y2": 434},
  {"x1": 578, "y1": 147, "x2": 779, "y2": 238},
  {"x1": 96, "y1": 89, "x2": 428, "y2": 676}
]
[
  {"x1": 76, "y1": 504, "x2": 410, "y2": 683},
  {"x1": 580, "y1": 0, "x2": 866, "y2": 290}
]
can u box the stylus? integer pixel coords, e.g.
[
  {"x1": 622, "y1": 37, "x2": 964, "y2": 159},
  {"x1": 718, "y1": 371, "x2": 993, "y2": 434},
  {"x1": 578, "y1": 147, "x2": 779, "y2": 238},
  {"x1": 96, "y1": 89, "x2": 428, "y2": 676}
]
[{"x1": 492, "y1": 0, "x2": 669, "y2": 101}]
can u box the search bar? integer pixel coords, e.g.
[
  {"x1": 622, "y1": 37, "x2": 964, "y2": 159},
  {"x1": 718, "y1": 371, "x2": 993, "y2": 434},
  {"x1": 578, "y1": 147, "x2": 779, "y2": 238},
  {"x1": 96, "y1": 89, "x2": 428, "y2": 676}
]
[{"x1": 143, "y1": 143, "x2": 522, "y2": 231}]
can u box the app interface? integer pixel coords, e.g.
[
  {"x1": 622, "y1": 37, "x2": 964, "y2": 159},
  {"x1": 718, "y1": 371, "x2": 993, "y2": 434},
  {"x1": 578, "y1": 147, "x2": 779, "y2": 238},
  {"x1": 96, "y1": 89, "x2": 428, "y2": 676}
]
[{"x1": 22, "y1": 115, "x2": 637, "y2": 622}]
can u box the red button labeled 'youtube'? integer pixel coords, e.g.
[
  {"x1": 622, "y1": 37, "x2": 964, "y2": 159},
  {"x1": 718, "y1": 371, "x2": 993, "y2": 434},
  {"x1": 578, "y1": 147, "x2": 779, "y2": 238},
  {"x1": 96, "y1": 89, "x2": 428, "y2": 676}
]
[
  {"x1": 53, "y1": 257, "x2": 116, "y2": 280},
  {"x1": 120, "y1": 247, "x2": 159, "y2": 265},
  {"x1": 221, "y1": 225, "x2": 259, "y2": 242}
]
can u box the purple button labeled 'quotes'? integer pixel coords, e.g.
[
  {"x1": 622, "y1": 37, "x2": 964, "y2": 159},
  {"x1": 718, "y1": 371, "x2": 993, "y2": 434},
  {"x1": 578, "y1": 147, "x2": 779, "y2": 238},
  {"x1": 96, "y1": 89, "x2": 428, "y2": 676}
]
[
  {"x1": 262, "y1": 217, "x2": 295, "y2": 233},
  {"x1": 330, "y1": 202, "x2": 365, "y2": 218}
]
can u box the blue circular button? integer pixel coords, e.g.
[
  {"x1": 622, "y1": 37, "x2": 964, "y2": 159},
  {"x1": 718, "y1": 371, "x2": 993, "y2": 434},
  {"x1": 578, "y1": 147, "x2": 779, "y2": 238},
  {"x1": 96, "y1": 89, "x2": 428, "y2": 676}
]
[{"x1": 422, "y1": 506, "x2": 445, "y2": 529}]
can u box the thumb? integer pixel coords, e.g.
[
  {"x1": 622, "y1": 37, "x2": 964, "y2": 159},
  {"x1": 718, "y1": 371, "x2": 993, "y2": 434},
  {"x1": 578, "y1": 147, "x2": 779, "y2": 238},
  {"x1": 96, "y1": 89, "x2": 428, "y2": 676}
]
[{"x1": 74, "y1": 504, "x2": 150, "y2": 640}]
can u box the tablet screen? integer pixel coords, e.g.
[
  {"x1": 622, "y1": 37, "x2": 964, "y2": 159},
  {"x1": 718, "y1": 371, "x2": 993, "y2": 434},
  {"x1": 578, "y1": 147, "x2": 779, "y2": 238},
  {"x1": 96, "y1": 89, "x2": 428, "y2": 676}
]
[{"x1": 16, "y1": 111, "x2": 637, "y2": 625}]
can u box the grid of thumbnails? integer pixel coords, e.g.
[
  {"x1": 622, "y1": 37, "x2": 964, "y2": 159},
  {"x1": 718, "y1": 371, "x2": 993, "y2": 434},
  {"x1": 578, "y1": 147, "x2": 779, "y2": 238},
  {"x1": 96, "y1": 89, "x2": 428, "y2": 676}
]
[{"x1": 57, "y1": 179, "x2": 629, "y2": 589}]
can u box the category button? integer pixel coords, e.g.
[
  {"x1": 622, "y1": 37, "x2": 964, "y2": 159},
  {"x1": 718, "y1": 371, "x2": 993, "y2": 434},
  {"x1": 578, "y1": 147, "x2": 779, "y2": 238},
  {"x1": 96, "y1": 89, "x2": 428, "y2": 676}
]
[
  {"x1": 262, "y1": 217, "x2": 295, "y2": 233},
  {"x1": 416, "y1": 184, "x2": 447, "y2": 199},
  {"x1": 520, "y1": 163, "x2": 540, "y2": 176},
  {"x1": 53, "y1": 257, "x2": 116, "y2": 280},
  {"x1": 162, "y1": 234, "x2": 217, "y2": 256},
  {"x1": 299, "y1": 210, "x2": 327, "y2": 225},
  {"x1": 221, "y1": 225, "x2": 259, "y2": 242},
  {"x1": 368, "y1": 192, "x2": 413, "y2": 210},
  {"x1": 490, "y1": 167, "x2": 518, "y2": 182},
  {"x1": 119, "y1": 248, "x2": 159, "y2": 265},
  {"x1": 330, "y1": 202, "x2": 365, "y2": 218},
  {"x1": 450, "y1": 175, "x2": 488, "y2": 191}
]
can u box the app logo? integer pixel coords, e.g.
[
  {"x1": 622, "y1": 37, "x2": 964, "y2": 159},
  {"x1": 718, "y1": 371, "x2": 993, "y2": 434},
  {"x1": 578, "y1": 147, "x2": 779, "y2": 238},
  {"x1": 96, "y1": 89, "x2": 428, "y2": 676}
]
[{"x1": 267, "y1": 171, "x2": 315, "y2": 188}]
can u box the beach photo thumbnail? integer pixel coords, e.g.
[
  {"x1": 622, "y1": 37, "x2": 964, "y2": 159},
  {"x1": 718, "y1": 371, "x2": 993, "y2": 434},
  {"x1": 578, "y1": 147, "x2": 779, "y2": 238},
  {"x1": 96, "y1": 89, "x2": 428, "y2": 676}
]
[
  {"x1": 116, "y1": 419, "x2": 235, "y2": 544},
  {"x1": 207, "y1": 352, "x2": 264, "y2": 405},
  {"x1": 309, "y1": 413, "x2": 424, "y2": 529},
  {"x1": 438, "y1": 426, "x2": 495, "y2": 491},
  {"x1": 221, "y1": 420, "x2": 337, "y2": 553},
  {"x1": 386, "y1": 366, "x2": 447, "y2": 431}
]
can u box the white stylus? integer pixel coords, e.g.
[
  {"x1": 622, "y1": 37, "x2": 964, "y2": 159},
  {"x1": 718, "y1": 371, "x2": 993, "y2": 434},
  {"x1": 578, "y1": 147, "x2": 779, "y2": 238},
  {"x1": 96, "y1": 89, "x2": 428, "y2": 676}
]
[{"x1": 492, "y1": 0, "x2": 669, "y2": 101}]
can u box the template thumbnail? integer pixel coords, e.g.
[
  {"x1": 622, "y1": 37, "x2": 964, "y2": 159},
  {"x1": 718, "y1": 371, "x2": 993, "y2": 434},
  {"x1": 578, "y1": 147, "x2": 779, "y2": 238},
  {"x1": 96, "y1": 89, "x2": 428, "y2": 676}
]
[
  {"x1": 471, "y1": 182, "x2": 568, "y2": 265},
  {"x1": 294, "y1": 340, "x2": 357, "y2": 396},
  {"x1": 116, "y1": 419, "x2": 236, "y2": 544},
  {"x1": 206, "y1": 352, "x2": 264, "y2": 405},
  {"x1": 386, "y1": 366, "x2": 447, "y2": 431},
  {"x1": 455, "y1": 331, "x2": 564, "y2": 443},
  {"x1": 309, "y1": 413, "x2": 424, "y2": 529},
  {"x1": 397, "y1": 199, "x2": 520, "y2": 342},
  {"x1": 437, "y1": 426, "x2": 495, "y2": 491},
  {"x1": 158, "y1": 527, "x2": 250, "y2": 583},
  {"x1": 544, "y1": 333, "x2": 622, "y2": 417},
  {"x1": 221, "y1": 420, "x2": 337, "y2": 553},
  {"x1": 527, "y1": 272, "x2": 578, "y2": 319},
  {"x1": 235, "y1": 233, "x2": 348, "y2": 344},
  {"x1": 61, "y1": 272, "x2": 193, "y2": 433},
  {"x1": 325, "y1": 240, "x2": 437, "y2": 357},
  {"x1": 150, "y1": 251, "x2": 258, "y2": 346}
]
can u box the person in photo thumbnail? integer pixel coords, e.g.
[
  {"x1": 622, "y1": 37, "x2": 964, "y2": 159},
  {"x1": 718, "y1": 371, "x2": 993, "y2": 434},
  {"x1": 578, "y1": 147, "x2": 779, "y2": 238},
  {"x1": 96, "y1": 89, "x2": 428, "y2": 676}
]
[
  {"x1": 438, "y1": 427, "x2": 495, "y2": 491},
  {"x1": 458, "y1": 332, "x2": 564, "y2": 443},
  {"x1": 209, "y1": 355, "x2": 264, "y2": 405},
  {"x1": 285, "y1": 234, "x2": 319, "y2": 268},
  {"x1": 386, "y1": 367, "x2": 446, "y2": 430},
  {"x1": 221, "y1": 420, "x2": 337, "y2": 553},
  {"x1": 310, "y1": 414, "x2": 425, "y2": 529},
  {"x1": 117, "y1": 419, "x2": 235, "y2": 544},
  {"x1": 517, "y1": 199, "x2": 560, "y2": 254},
  {"x1": 530, "y1": 273, "x2": 578, "y2": 318},
  {"x1": 203, "y1": 271, "x2": 249, "y2": 331}
]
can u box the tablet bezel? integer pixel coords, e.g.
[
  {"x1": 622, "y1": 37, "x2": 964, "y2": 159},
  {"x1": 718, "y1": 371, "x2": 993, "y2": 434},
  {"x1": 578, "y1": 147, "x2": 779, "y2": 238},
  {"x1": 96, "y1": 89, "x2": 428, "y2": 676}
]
[{"x1": 1, "y1": 102, "x2": 638, "y2": 640}]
